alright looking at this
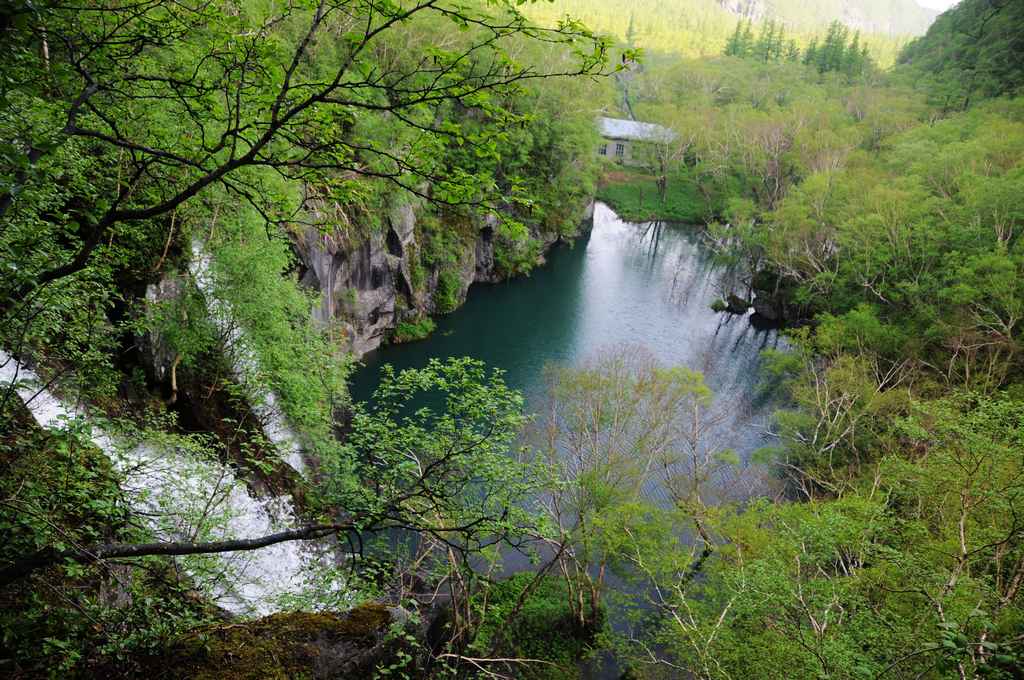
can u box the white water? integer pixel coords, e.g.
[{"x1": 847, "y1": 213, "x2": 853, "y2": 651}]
[
  {"x1": 181, "y1": 242, "x2": 307, "y2": 475},
  {"x1": 1, "y1": 352, "x2": 342, "y2": 615}
]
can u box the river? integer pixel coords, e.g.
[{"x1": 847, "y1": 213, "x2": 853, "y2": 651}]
[{"x1": 350, "y1": 202, "x2": 785, "y2": 502}]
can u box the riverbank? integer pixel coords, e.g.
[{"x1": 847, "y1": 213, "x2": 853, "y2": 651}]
[{"x1": 596, "y1": 167, "x2": 709, "y2": 223}]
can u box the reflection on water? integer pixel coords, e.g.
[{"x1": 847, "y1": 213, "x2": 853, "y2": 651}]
[
  {"x1": 351, "y1": 203, "x2": 785, "y2": 499},
  {"x1": 350, "y1": 202, "x2": 789, "y2": 678}
]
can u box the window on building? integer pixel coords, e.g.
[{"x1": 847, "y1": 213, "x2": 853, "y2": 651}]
[
  {"x1": 615, "y1": 143, "x2": 625, "y2": 157},
  {"x1": 598, "y1": 144, "x2": 607, "y2": 156}
]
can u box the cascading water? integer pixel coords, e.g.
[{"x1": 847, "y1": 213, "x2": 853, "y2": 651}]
[
  {"x1": 1, "y1": 352, "x2": 341, "y2": 616},
  {"x1": 185, "y1": 241, "x2": 307, "y2": 475}
]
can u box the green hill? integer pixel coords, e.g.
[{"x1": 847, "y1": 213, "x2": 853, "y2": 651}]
[
  {"x1": 526, "y1": 0, "x2": 936, "y2": 65},
  {"x1": 898, "y1": 0, "x2": 1024, "y2": 106}
]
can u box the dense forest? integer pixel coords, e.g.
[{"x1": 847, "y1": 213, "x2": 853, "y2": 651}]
[
  {"x1": 525, "y1": 0, "x2": 935, "y2": 65},
  {"x1": 2, "y1": 0, "x2": 1024, "y2": 678}
]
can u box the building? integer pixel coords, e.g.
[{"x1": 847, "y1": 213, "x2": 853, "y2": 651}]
[{"x1": 597, "y1": 116, "x2": 676, "y2": 166}]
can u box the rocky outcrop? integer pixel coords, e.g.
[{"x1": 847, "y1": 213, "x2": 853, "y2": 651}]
[
  {"x1": 293, "y1": 198, "x2": 595, "y2": 358},
  {"x1": 726, "y1": 293, "x2": 751, "y2": 314},
  {"x1": 293, "y1": 202, "x2": 419, "y2": 357}
]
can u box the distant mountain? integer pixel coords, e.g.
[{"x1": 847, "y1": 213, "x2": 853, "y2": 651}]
[
  {"x1": 526, "y1": 0, "x2": 937, "y2": 66},
  {"x1": 717, "y1": 0, "x2": 938, "y2": 36}
]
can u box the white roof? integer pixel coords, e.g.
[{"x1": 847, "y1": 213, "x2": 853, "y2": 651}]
[{"x1": 598, "y1": 116, "x2": 675, "y2": 142}]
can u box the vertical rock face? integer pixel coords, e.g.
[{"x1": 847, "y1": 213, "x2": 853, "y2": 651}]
[
  {"x1": 293, "y1": 203, "x2": 418, "y2": 358},
  {"x1": 292, "y1": 198, "x2": 595, "y2": 358}
]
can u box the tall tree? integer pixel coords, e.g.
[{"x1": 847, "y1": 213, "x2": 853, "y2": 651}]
[{"x1": 0, "y1": 0, "x2": 614, "y2": 306}]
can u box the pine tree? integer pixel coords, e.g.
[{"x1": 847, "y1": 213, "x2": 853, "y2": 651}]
[
  {"x1": 725, "y1": 20, "x2": 744, "y2": 57},
  {"x1": 844, "y1": 31, "x2": 862, "y2": 76},
  {"x1": 739, "y1": 19, "x2": 755, "y2": 58},
  {"x1": 786, "y1": 39, "x2": 801, "y2": 62},
  {"x1": 818, "y1": 21, "x2": 847, "y2": 73},
  {"x1": 755, "y1": 20, "x2": 776, "y2": 63},
  {"x1": 773, "y1": 23, "x2": 787, "y2": 62},
  {"x1": 803, "y1": 38, "x2": 819, "y2": 67}
]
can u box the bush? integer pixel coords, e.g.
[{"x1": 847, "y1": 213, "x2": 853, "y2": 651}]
[
  {"x1": 470, "y1": 573, "x2": 601, "y2": 679},
  {"x1": 433, "y1": 269, "x2": 462, "y2": 314},
  {"x1": 392, "y1": 316, "x2": 436, "y2": 343}
]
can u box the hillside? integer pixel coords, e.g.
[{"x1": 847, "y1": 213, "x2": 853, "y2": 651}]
[
  {"x1": 526, "y1": 0, "x2": 935, "y2": 66},
  {"x1": 3, "y1": 0, "x2": 1024, "y2": 677},
  {"x1": 899, "y1": 0, "x2": 1024, "y2": 105},
  {"x1": 718, "y1": 0, "x2": 937, "y2": 35}
]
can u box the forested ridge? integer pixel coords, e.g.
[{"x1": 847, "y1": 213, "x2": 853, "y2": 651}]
[
  {"x1": 525, "y1": 0, "x2": 935, "y2": 65},
  {"x1": 2, "y1": 0, "x2": 1024, "y2": 678}
]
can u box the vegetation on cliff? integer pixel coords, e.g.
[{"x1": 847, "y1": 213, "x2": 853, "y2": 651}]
[{"x1": 3, "y1": 0, "x2": 1024, "y2": 678}]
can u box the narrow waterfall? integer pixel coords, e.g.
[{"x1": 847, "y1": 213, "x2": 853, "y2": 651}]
[
  {"x1": 1, "y1": 352, "x2": 341, "y2": 616},
  {"x1": 185, "y1": 241, "x2": 307, "y2": 475}
]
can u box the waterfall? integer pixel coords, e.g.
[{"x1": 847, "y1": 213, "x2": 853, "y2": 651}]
[
  {"x1": 183, "y1": 241, "x2": 307, "y2": 475},
  {"x1": 1, "y1": 352, "x2": 343, "y2": 616}
]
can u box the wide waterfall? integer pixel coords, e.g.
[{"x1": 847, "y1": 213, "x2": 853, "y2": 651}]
[{"x1": 1, "y1": 352, "x2": 337, "y2": 615}]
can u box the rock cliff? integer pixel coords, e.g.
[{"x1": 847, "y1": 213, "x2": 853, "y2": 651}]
[{"x1": 292, "y1": 199, "x2": 595, "y2": 357}]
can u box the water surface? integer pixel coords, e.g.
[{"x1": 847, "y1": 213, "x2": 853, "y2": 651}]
[{"x1": 351, "y1": 203, "x2": 784, "y2": 500}]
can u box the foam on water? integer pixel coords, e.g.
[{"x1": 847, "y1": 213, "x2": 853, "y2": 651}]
[{"x1": 1, "y1": 352, "x2": 341, "y2": 615}]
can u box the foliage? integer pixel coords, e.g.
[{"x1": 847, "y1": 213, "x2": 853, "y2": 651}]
[
  {"x1": 433, "y1": 269, "x2": 463, "y2": 315},
  {"x1": 392, "y1": 316, "x2": 437, "y2": 344},
  {"x1": 471, "y1": 573, "x2": 599, "y2": 679},
  {"x1": 726, "y1": 19, "x2": 874, "y2": 79},
  {"x1": 528, "y1": 346, "x2": 740, "y2": 632},
  {"x1": 618, "y1": 394, "x2": 1024, "y2": 679},
  {"x1": 526, "y1": 0, "x2": 929, "y2": 66},
  {"x1": 898, "y1": 0, "x2": 1024, "y2": 108},
  {"x1": 0, "y1": 408, "x2": 212, "y2": 677},
  {"x1": 201, "y1": 198, "x2": 353, "y2": 453}
]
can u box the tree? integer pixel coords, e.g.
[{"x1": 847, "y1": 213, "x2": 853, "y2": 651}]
[
  {"x1": 739, "y1": 19, "x2": 755, "y2": 58},
  {"x1": 785, "y1": 39, "x2": 801, "y2": 62},
  {"x1": 0, "y1": 0, "x2": 614, "y2": 307},
  {"x1": 724, "y1": 20, "x2": 744, "y2": 57},
  {"x1": 528, "y1": 346, "x2": 739, "y2": 629},
  {"x1": 2, "y1": 358, "x2": 534, "y2": 602},
  {"x1": 625, "y1": 11, "x2": 638, "y2": 47},
  {"x1": 803, "y1": 37, "x2": 819, "y2": 66}
]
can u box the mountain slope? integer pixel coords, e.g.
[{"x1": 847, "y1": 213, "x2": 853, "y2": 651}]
[
  {"x1": 527, "y1": 0, "x2": 936, "y2": 64},
  {"x1": 898, "y1": 0, "x2": 1024, "y2": 105},
  {"x1": 718, "y1": 0, "x2": 937, "y2": 35}
]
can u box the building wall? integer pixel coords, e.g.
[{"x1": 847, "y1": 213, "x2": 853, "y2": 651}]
[{"x1": 597, "y1": 137, "x2": 646, "y2": 167}]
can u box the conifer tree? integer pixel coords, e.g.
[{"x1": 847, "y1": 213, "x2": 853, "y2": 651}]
[
  {"x1": 725, "y1": 20, "x2": 744, "y2": 57},
  {"x1": 786, "y1": 39, "x2": 801, "y2": 62},
  {"x1": 739, "y1": 19, "x2": 755, "y2": 58},
  {"x1": 804, "y1": 37, "x2": 819, "y2": 67},
  {"x1": 773, "y1": 23, "x2": 787, "y2": 62}
]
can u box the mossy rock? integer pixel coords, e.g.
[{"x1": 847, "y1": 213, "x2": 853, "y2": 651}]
[{"x1": 155, "y1": 605, "x2": 392, "y2": 680}]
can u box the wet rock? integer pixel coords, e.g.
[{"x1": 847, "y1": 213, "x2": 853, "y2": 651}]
[
  {"x1": 753, "y1": 294, "x2": 781, "y2": 321},
  {"x1": 142, "y1": 605, "x2": 404, "y2": 680},
  {"x1": 726, "y1": 293, "x2": 751, "y2": 314}
]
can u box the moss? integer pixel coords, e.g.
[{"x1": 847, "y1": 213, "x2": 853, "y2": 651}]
[
  {"x1": 433, "y1": 268, "x2": 462, "y2": 314},
  {"x1": 154, "y1": 605, "x2": 392, "y2": 680}
]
